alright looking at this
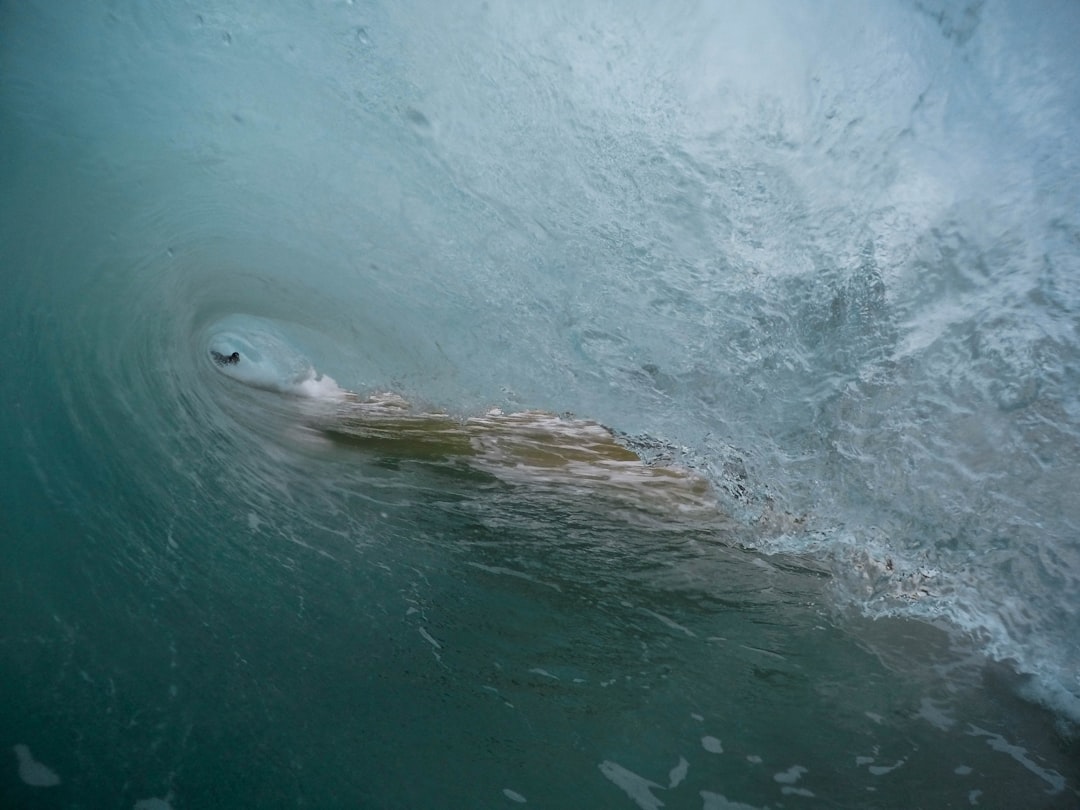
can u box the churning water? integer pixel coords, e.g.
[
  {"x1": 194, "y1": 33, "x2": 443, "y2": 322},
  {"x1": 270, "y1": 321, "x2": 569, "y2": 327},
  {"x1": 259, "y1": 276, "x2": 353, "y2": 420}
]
[{"x1": 2, "y1": 1, "x2": 1079, "y2": 807}]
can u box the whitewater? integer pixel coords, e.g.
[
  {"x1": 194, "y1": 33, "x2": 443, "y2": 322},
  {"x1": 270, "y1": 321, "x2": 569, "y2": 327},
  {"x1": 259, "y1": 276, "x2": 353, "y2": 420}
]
[{"x1": 2, "y1": 1, "x2": 1079, "y2": 807}]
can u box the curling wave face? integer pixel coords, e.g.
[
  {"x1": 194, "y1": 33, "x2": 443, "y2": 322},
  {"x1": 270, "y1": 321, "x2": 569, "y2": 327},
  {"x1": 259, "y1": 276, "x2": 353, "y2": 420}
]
[{"x1": 3, "y1": 0, "x2": 1080, "y2": 806}]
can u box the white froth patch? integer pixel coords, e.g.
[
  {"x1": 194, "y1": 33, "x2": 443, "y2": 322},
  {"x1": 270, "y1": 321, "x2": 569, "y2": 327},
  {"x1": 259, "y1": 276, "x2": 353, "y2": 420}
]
[
  {"x1": 598, "y1": 761, "x2": 664, "y2": 810},
  {"x1": 969, "y1": 725, "x2": 1066, "y2": 794},
  {"x1": 295, "y1": 370, "x2": 347, "y2": 401},
  {"x1": 868, "y1": 760, "x2": 904, "y2": 776},
  {"x1": 668, "y1": 756, "x2": 689, "y2": 788},
  {"x1": 466, "y1": 562, "x2": 562, "y2": 592},
  {"x1": 702, "y1": 735, "x2": 723, "y2": 754},
  {"x1": 13, "y1": 744, "x2": 60, "y2": 787},
  {"x1": 773, "y1": 765, "x2": 807, "y2": 784},
  {"x1": 917, "y1": 697, "x2": 955, "y2": 730},
  {"x1": 641, "y1": 608, "x2": 696, "y2": 638},
  {"x1": 418, "y1": 626, "x2": 442, "y2": 650},
  {"x1": 502, "y1": 788, "x2": 527, "y2": 803}
]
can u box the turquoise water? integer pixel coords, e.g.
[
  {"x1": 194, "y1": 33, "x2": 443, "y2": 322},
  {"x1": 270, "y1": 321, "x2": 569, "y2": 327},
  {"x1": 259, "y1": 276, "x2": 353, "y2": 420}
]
[{"x1": 2, "y1": 1, "x2": 1079, "y2": 807}]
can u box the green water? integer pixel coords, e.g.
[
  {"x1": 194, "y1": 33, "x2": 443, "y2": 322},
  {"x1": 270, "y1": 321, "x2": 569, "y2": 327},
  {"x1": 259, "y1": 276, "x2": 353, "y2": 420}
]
[{"x1": 1, "y1": 428, "x2": 1076, "y2": 806}]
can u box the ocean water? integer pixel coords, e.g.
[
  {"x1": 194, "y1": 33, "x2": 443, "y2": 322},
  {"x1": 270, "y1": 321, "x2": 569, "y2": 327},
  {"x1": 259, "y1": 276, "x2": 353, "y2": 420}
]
[{"x1": 2, "y1": 1, "x2": 1079, "y2": 807}]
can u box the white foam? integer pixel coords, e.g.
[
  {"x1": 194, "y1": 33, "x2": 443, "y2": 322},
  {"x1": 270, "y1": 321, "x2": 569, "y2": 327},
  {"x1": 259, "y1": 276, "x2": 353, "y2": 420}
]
[
  {"x1": 753, "y1": 526, "x2": 1080, "y2": 731},
  {"x1": 968, "y1": 726, "x2": 1066, "y2": 794},
  {"x1": 641, "y1": 608, "x2": 696, "y2": 638},
  {"x1": 868, "y1": 760, "x2": 904, "y2": 776},
  {"x1": 773, "y1": 765, "x2": 807, "y2": 784},
  {"x1": 598, "y1": 761, "x2": 664, "y2": 810},
  {"x1": 294, "y1": 369, "x2": 347, "y2": 401},
  {"x1": 418, "y1": 626, "x2": 442, "y2": 650},
  {"x1": 917, "y1": 697, "x2": 956, "y2": 731},
  {"x1": 702, "y1": 736, "x2": 723, "y2": 754},
  {"x1": 668, "y1": 756, "x2": 689, "y2": 788},
  {"x1": 13, "y1": 744, "x2": 60, "y2": 787},
  {"x1": 1014, "y1": 673, "x2": 1080, "y2": 732}
]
